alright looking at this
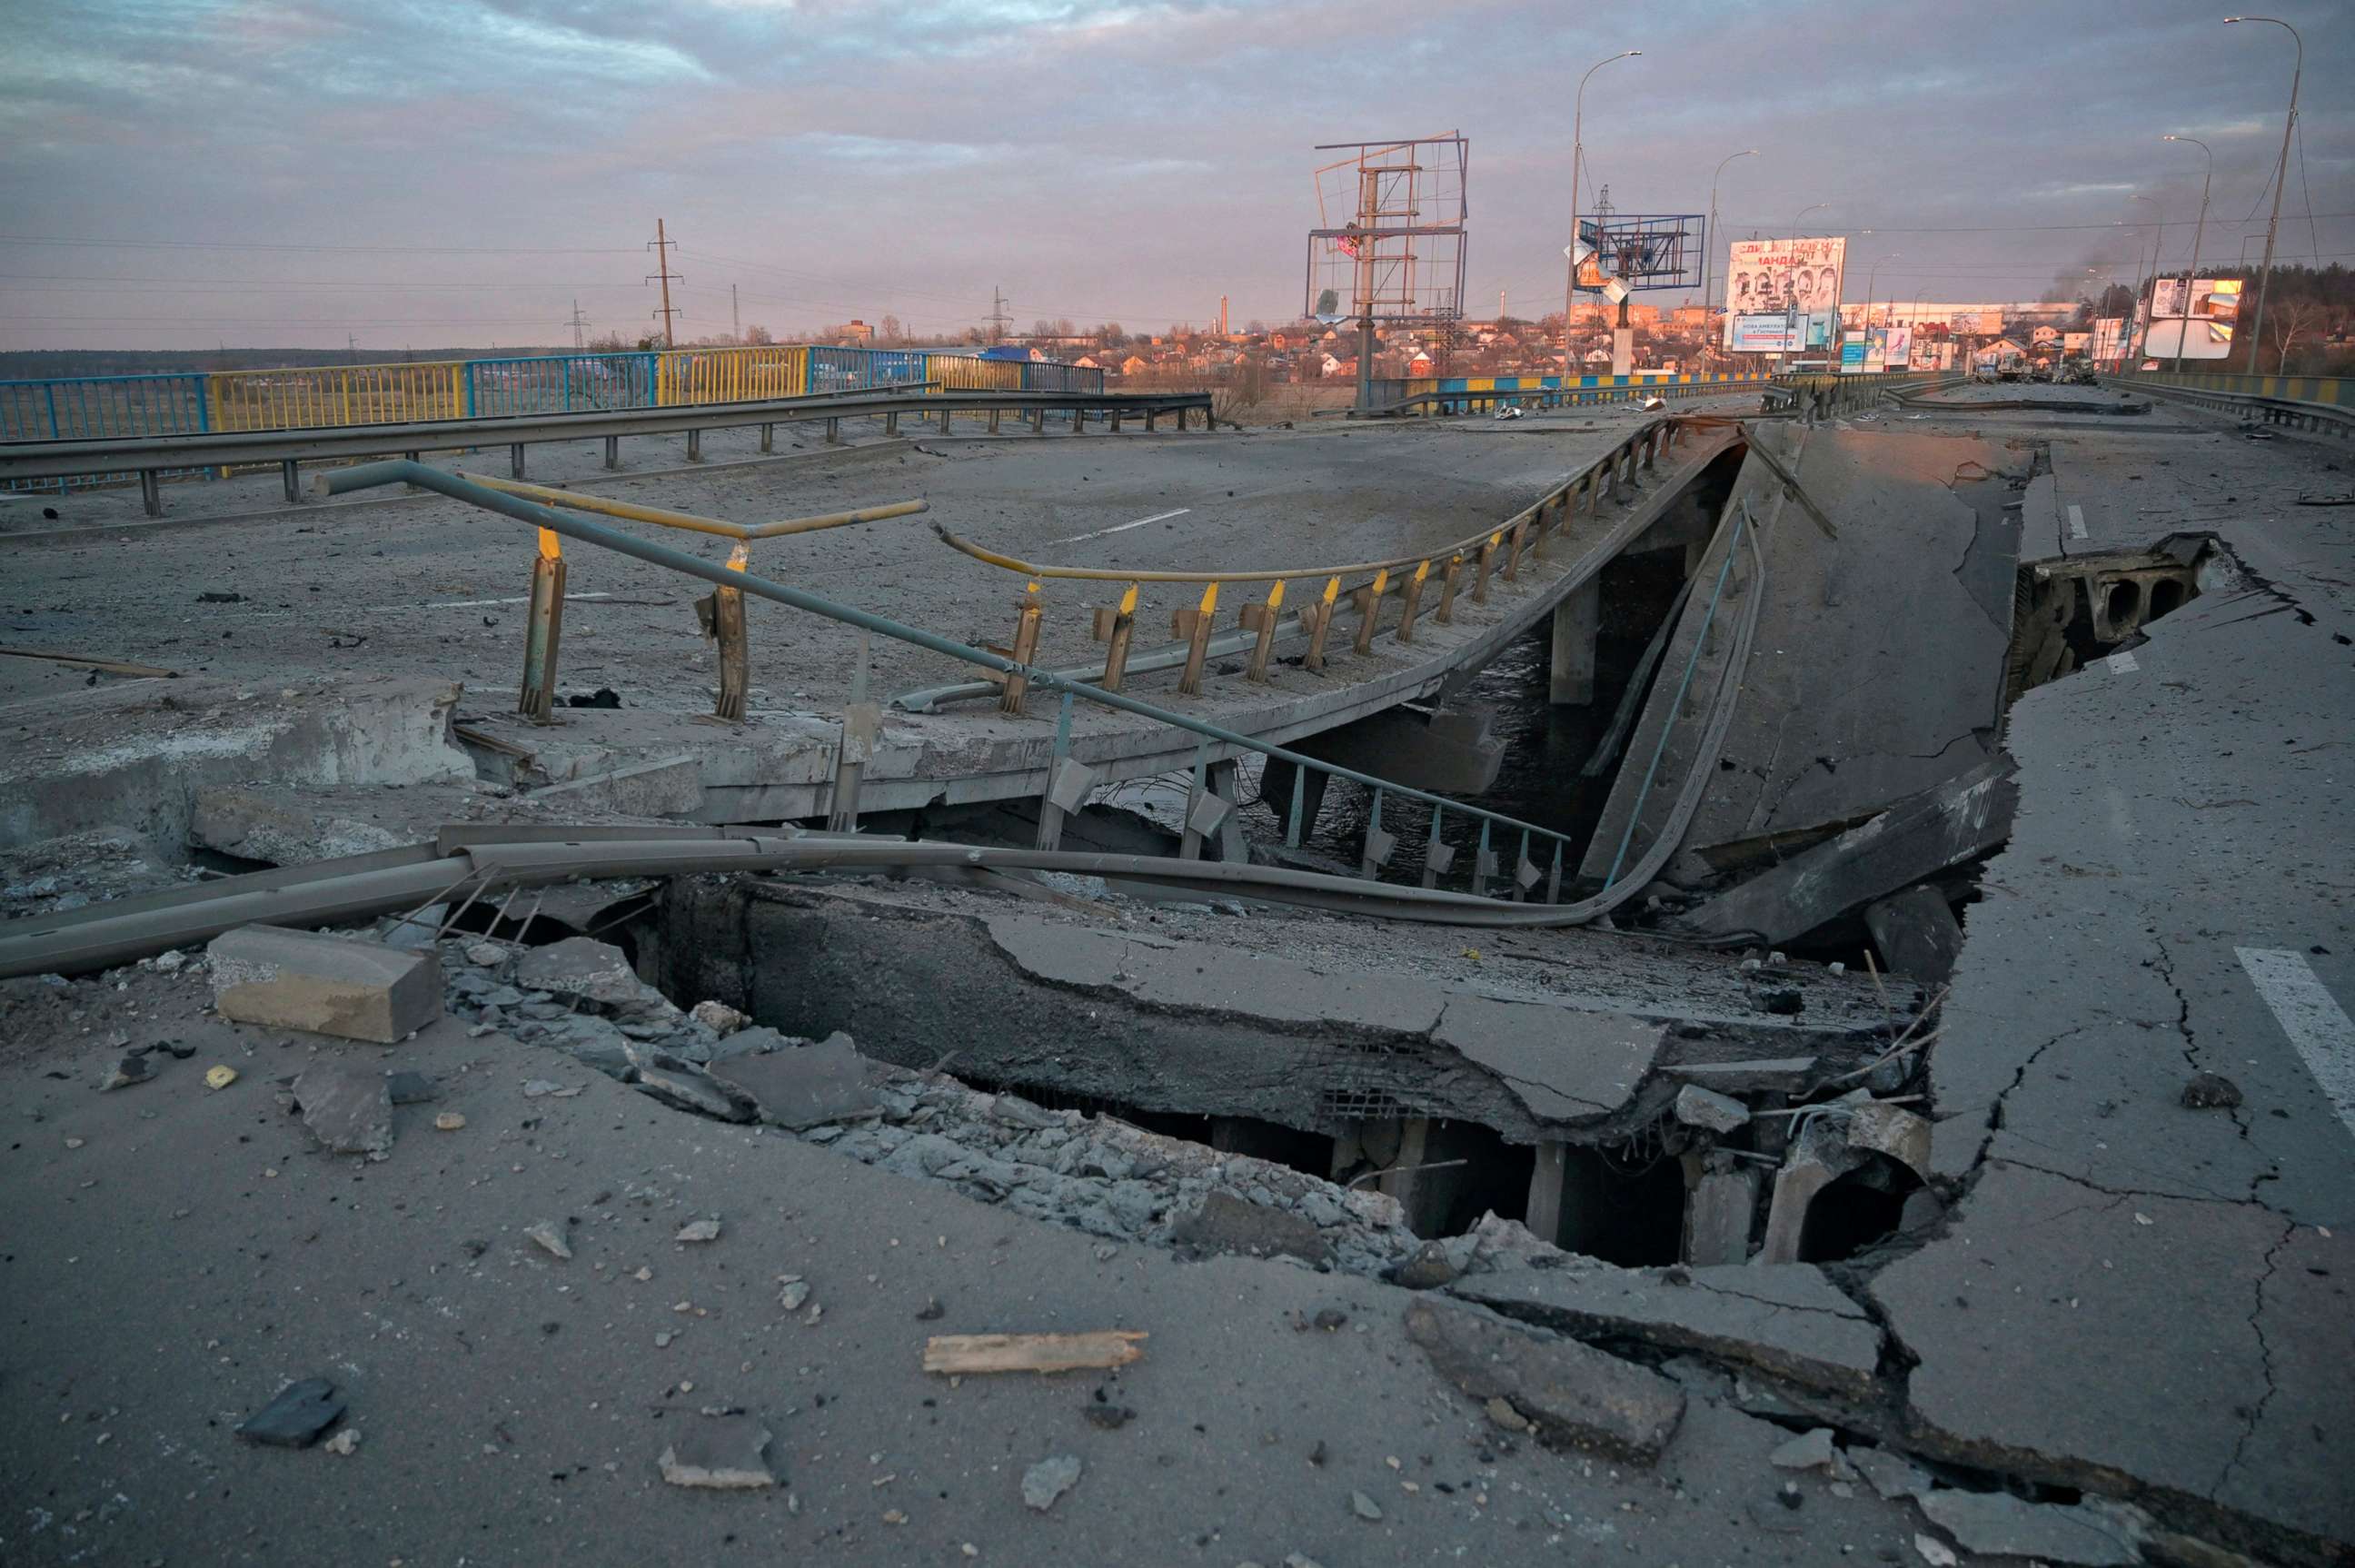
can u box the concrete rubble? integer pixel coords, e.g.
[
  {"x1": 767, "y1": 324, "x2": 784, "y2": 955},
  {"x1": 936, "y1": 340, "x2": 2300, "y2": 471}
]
[
  {"x1": 209, "y1": 924, "x2": 441, "y2": 1043},
  {"x1": 1401, "y1": 1299, "x2": 1685, "y2": 1463}
]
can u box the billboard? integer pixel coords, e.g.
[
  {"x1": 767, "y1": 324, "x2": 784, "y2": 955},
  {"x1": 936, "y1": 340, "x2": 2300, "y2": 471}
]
[
  {"x1": 1839, "y1": 339, "x2": 1868, "y2": 373},
  {"x1": 1728, "y1": 310, "x2": 1838, "y2": 353},
  {"x1": 2062, "y1": 332, "x2": 2091, "y2": 352},
  {"x1": 2092, "y1": 317, "x2": 2128, "y2": 362},
  {"x1": 1876, "y1": 325, "x2": 1913, "y2": 368},
  {"x1": 1723, "y1": 237, "x2": 1847, "y2": 347},
  {"x1": 2147, "y1": 277, "x2": 2240, "y2": 360}
]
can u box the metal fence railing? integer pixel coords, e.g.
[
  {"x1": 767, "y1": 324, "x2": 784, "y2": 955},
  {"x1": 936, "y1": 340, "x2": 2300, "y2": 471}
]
[
  {"x1": 4, "y1": 343, "x2": 1111, "y2": 492},
  {"x1": 2108, "y1": 368, "x2": 2349, "y2": 409}
]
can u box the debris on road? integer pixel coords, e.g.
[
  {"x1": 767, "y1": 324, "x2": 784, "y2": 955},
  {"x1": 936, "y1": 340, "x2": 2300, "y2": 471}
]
[
  {"x1": 1021, "y1": 1454, "x2": 1082, "y2": 1512},
  {"x1": 98, "y1": 1051, "x2": 152, "y2": 1091},
  {"x1": 524, "y1": 1219, "x2": 572, "y2": 1260},
  {"x1": 1402, "y1": 1300, "x2": 1684, "y2": 1463},
  {"x1": 706, "y1": 1030, "x2": 879, "y2": 1128},
  {"x1": 2181, "y1": 1072, "x2": 2243, "y2": 1110},
  {"x1": 434, "y1": 1111, "x2": 465, "y2": 1131},
  {"x1": 1915, "y1": 1490, "x2": 2147, "y2": 1565},
  {"x1": 204, "y1": 1064, "x2": 238, "y2": 1090},
  {"x1": 234, "y1": 1377, "x2": 345, "y2": 1447},
  {"x1": 658, "y1": 1415, "x2": 776, "y2": 1489},
  {"x1": 675, "y1": 1218, "x2": 722, "y2": 1243},
  {"x1": 208, "y1": 924, "x2": 441, "y2": 1043},
  {"x1": 291, "y1": 1063, "x2": 394, "y2": 1158},
  {"x1": 923, "y1": 1331, "x2": 1148, "y2": 1375}
]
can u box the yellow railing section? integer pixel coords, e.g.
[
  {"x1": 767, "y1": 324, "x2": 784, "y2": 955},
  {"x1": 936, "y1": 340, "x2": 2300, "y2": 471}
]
[
  {"x1": 656, "y1": 345, "x2": 810, "y2": 405},
  {"x1": 206, "y1": 361, "x2": 467, "y2": 431}
]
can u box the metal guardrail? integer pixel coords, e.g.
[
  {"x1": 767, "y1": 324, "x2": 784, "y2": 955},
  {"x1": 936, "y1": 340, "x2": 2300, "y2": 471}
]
[
  {"x1": 1369, "y1": 370, "x2": 1778, "y2": 417},
  {"x1": 311, "y1": 458, "x2": 1754, "y2": 913},
  {"x1": 0, "y1": 385, "x2": 1215, "y2": 517},
  {"x1": 922, "y1": 416, "x2": 1706, "y2": 702},
  {"x1": 2104, "y1": 375, "x2": 2354, "y2": 439},
  {"x1": 2107, "y1": 368, "x2": 2349, "y2": 409},
  {"x1": 2, "y1": 342, "x2": 1108, "y2": 496}
]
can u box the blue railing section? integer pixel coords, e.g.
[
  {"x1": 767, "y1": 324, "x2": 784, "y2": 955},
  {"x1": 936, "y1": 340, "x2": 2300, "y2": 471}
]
[{"x1": 465, "y1": 353, "x2": 659, "y2": 419}]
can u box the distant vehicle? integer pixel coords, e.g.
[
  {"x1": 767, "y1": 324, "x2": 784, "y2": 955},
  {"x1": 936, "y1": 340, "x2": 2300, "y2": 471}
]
[
  {"x1": 2029, "y1": 361, "x2": 2054, "y2": 383},
  {"x1": 2140, "y1": 359, "x2": 2161, "y2": 371},
  {"x1": 1493, "y1": 404, "x2": 1525, "y2": 421}
]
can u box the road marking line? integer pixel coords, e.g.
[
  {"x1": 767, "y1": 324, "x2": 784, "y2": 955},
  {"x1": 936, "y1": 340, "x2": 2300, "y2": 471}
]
[
  {"x1": 1050, "y1": 507, "x2": 1189, "y2": 546},
  {"x1": 422, "y1": 592, "x2": 617, "y2": 610},
  {"x1": 2067, "y1": 503, "x2": 2088, "y2": 540},
  {"x1": 2236, "y1": 947, "x2": 2355, "y2": 1141},
  {"x1": 2101, "y1": 650, "x2": 2139, "y2": 673}
]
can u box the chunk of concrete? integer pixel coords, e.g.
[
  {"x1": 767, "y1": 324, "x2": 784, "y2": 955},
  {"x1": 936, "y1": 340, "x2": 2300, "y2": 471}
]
[
  {"x1": 1684, "y1": 759, "x2": 2018, "y2": 948},
  {"x1": 1916, "y1": 1490, "x2": 2145, "y2": 1567},
  {"x1": 1433, "y1": 997, "x2": 1665, "y2": 1121},
  {"x1": 706, "y1": 1031, "x2": 879, "y2": 1130},
  {"x1": 1403, "y1": 1300, "x2": 1684, "y2": 1464},
  {"x1": 658, "y1": 1415, "x2": 775, "y2": 1489},
  {"x1": 1863, "y1": 884, "x2": 1965, "y2": 981},
  {"x1": 1448, "y1": 1257, "x2": 1882, "y2": 1400},
  {"x1": 291, "y1": 1063, "x2": 394, "y2": 1158},
  {"x1": 1167, "y1": 1190, "x2": 1331, "y2": 1265},
  {"x1": 1666, "y1": 1057, "x2": 1819, "y2": 1094},
  {"x1": 234, "y1": 1377, "x2": 345, "y2": 1447},
  {"x1": 1847, "y1": 1099, "x2": 1932, "y2": 1178},
  {"x1": 1684, "y1": 1160, "x2": 1760, "y2": 1265},
  {"x1": 208, "y1": 925, "x2": 440, "y2": 1044},
  {"x1": 634, "y1": 1063, "x2": 756, "y2": 1123},
  {"x1": 1674, "y1": 1084, "x2": 1751, "y2": 1133},
  {"x1": 514, "y1": 937, "x2": 674, "y2": 1022}
]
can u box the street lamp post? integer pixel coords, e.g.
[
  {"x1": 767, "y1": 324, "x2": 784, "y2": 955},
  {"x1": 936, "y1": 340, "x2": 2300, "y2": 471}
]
[
  {"x1": 1704, "y1": 149, "x2": 1757, "y2": 312},
  {"x1": 1565, "y1": 48, "x2": 1640, "y2": 375},
  {"x1": 2129, "y1": 194, "x2": 2163, "y2": 365},
  {"x1": 2226, "y1": 15, "x2": 2300, "y2": 372},
  {"x1": 2162, "y1": 134, "x2": 2212, "y2": 372}
]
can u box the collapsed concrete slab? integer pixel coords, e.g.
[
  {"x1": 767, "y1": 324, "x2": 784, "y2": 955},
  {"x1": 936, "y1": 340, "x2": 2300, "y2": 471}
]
[
  {"x1": 1681, "y1": 758, "x2": 2018, "y2": 948},
  {"x1": 209, "y1": 925, "x2": 440, "y2": 1043},
  {"x1": 706, "y1": 1031, "x2": 880, "y2": 1129},
  {"x1": 1403, "y1": 1299, "x2": 1685, "y2": 1463},
  {"x1": 291, "y1": 1063, "x2": 395, "y2": 1157},
  {"x1": 1448, "y1": 1258, "x2": 1883, "y2": 1400}
]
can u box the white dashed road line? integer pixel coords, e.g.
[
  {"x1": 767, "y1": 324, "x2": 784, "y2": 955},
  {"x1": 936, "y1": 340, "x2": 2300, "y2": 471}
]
[
  {"x1": 1050, "y1": 507, "x2": 1190, "y2": 546},
  {"x1": 2237, "y1": 947, "x2": 2355, "y2": 1141}
]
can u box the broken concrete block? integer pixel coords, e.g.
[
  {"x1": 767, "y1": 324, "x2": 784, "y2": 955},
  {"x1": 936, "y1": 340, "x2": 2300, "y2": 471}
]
[
  {"x1": 1168, "y1": 1190, "x2": 1331, "y2": 1265},
  {"x1": 1863, "y1": 884, "x2": 1965, "y2": 981},
  {"x1": 1847, "y1": 1100, "x2": 1932, "y2": 1178},
  {"x1": 1666, "y1": 1057, "x2": 1819, "y2": 1095},
  {"x1": 1674, "y1": 1084, "x2": 1750, "y2": 1133},
  {"x1": 1916, "y1": 1490, "x2": 2145, "y2": 1566},
  {"x1": 1435, "y1": 997, "x2": 1664, "y2": 1120},
  {"x1": 1754, "y1": 1116, "x2": 1856, "y2": 1266},
  {"x1": 1448, "y1": 1258, "x2": 1882, "y2": 1401},
  {"x1": 1683, "y1": 1160, "x2": 1760, "y2": 1266},
  {"x1": 659, "y1": 1415, "x2": 775, "y2": 1489},
  {"x1": 1020, "y1": 1454, "x2": 1082, "y2": 1512},
  {"x1": 1768, "y1": 1426, "x2": 1839, "y2": 1470},
  {"x1": 209, "y1": 925, "x2": 441, "y2": 1044},
  {"x1": 706, "y1": 1031, "x2": 879, "y2": 1130},
  {"x1": 235, "y1": 1377, "x2": 345, "y2": 1447},
  {"x1": 1851, "y1": 1446, "x2": 1932, "y2": 1502},
  {"x1": 514, "y1": 937, "x2": 673, "y2": 1022},
  {"x1": 1403, "y1": 1300, "x2": 1684, "y2": 1464},
  {"x1": 189, "y1": 785, "x2": 408, "y2": 866},
  {"x1": 291, "y1": 1064, "x2": 394, "y2": 1158},
  {"x1": 635, "y1": 1062, "x2": 757, "y2": 1123},
  {"x1": 690, "y1": 999, "x2": 749, "y2": 1037}
]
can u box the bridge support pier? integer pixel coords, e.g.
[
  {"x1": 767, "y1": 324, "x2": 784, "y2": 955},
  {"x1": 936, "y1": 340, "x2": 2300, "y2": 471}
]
[{"x1": 1548, "y1": 576, "x2": 1599, "y2": 706}]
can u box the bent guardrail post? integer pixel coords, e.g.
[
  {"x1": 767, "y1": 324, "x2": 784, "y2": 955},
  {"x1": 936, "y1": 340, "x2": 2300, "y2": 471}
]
[
  {"x1": 1396, "y1": 560, "x2": 1431, "y2": 645},
  {"x1": 1434, "y1": 552, "x2": 1466, "y2": 624},
  {"x1": 1033, "y1": 693, "x2": 1088, "y2": 851},
  {"x1": 1305, "y1": 577, "x2": 1340, "y2": 671},
  {"x1": 999, "y1": 583, "x2": 1044, "y2": 715},
  {"x1": 828, "y1": 632, "x2": 876, "y2": 831},
  {"x1": 1178, "y1": 582, "x2": 1218, "y2": 696},
  {"x1": 711, "y1": 542, "x2": 751, "y2": 722},
  {"x1": 519, "y1": 528, "x2": 566, "y2": 722},
  {"x1": 1352, "y1": 569, "x2": 1388, "y2": 655},
  {"x1": 1245, "y1": 579, "x2": 1285, "y2": 682},
  {"x1": 1361, "y1": 789, "x2": 1394, "y2": 880}
]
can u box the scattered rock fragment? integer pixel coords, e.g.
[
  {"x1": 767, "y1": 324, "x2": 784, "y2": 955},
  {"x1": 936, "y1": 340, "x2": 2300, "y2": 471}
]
[
  {"x1": 1674, "y1": 1084, "x2": 1750, "y2": 1133},
  {"x1": 705, "y1": 1031, "x2": 878, "y2": 1129},
  {"x1": 465, "y1": 942, "x2": 509, "y2": 968},
  {"x1": 1768, "y1": 1426, "x2": 1838, "y2": 1471},
  {"x1": 434, "y1": 1111, "x2": 466, "y2": 1131},
  {"x1": 204, "y1": 1065, "x2": 239, "y2": 1091},
  {"x1": 691, "y1": 999, "x2": 750, "y2": 1036},
  {"x1": 385, "y1": 1070, "x2": 438, "y2": 1105},
  {"x1": 1403, "y1": 1301, "x2": 1684, "y2": 1463},
  {"x1": 515, "y1": 937, "x2": 675, "y2": 1022},
  {"x1": 659, "y1": 1415, "x2": 776, "y2": 1489},
  {"x1": 636, "y1": 1063, "x2": 756, "y2": 1123},
  {"x1": 1168, "y1": 1190, "x2": 1331, "y2": 1265},
  {"x1": 323, "y1": 1427, "x2": 362, "y2": 1456},
  {"x1": 2181, "y1": 1072, "x2": 2243, "y2": 1110},
  {"x1": 99, "y1": 1052, "x2": 152, "y2": 1091},
  {"x1": 777, "y1": 1277, "x2": 810, "y2": 1312},
  {"x1": 1389, "y1": 1238, "x2": 1463, "y2": 1290},
  {"x1": 524, "y1": 1220, "x2": 572, "y2": 1260},
  {"x1": 1021, "y1": 1454, "x2": 1081, "y2": 1512},
  {"x1": 675, "y1": 1218, "x2": 722, "y2": 1244},
  {"x1": 1851, "y1": 1445, "x2": 1932, "y2": 1501},
  {"x1": 235, "y1": 1378, "x2": 345, "y2": 1447},
  {"x1": 1917, "y1": 1489, "x2": 2145, "y2": 1566},
  {"x1": 1913, "y1": 1533, "x2": 1959, "y2": 1567},
  {"x1": 1349, "y1": 1490, "x2": 1383, "y2": 1521},
  {"x1": 291, "y1": 1064, "x2": 394, "y2": 1158},
  {"x1": 1484, "y1": 1395, "x2": 1533, "y2": 1433}
]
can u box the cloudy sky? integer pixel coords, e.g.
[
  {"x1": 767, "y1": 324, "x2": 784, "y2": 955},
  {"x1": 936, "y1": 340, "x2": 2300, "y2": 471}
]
[{"x1": 2, "y1": 0, "x2": 2347, "y2": 351}]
